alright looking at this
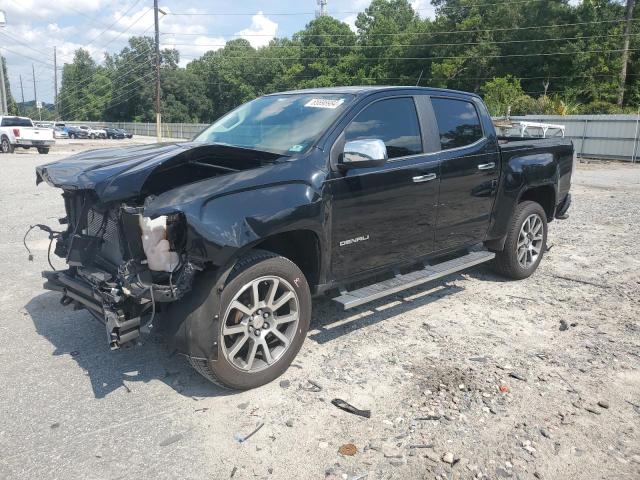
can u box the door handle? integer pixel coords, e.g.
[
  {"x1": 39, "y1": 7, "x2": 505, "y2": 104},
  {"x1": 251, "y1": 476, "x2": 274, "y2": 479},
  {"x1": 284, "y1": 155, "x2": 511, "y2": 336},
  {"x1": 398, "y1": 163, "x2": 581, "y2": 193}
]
[
  {"x1": 478, "y1": 162, "x2": 496, "y2": 170},
  {"x1": 412, "y1": 173, "x2": 437, "y2": 183}
]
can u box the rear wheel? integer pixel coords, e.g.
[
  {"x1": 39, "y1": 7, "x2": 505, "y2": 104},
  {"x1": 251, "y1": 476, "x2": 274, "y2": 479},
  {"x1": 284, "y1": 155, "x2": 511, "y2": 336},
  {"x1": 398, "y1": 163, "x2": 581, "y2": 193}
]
[
  {"x1": 69, "y1": 133, "x2": 76, "y2": 139},
  {"x1": 189, "y1": 250, "x2": 311, "y2": 390},
  {"x1": 37, "y1": 147, "x2": 49, "y2": 154},
  {"x1": 1, "y1": 136, "x2": 14, "y2": 153},
  {"x1": 494, "y1": 201, "x2": 547, "y2": 280}
]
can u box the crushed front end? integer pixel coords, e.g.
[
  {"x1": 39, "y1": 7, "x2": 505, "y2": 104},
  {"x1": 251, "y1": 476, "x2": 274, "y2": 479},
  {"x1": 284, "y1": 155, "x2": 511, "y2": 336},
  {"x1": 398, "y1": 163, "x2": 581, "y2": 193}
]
[{"x1": 42, "y1": 189, "x2": 198, "y2": 349}]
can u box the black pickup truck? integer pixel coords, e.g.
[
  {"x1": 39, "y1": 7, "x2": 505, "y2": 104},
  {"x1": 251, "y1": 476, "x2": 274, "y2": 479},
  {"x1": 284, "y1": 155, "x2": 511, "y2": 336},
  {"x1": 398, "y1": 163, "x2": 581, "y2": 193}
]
[{"x1": 35, "y1": 87, "x2": 574, "y2": 389}]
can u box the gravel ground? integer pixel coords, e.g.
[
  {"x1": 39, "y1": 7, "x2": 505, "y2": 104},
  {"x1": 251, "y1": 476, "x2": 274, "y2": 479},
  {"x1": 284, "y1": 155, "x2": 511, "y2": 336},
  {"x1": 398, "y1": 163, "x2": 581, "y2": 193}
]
[{"x1": 0, "y1": 143, "x2": 638, "y2": 480}]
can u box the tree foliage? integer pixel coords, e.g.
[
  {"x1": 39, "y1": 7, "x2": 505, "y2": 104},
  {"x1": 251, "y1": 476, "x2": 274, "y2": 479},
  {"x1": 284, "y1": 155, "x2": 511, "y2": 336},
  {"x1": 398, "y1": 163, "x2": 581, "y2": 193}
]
[{"x1": 47, "y1": 0, "x2": 640, "y2": 122}]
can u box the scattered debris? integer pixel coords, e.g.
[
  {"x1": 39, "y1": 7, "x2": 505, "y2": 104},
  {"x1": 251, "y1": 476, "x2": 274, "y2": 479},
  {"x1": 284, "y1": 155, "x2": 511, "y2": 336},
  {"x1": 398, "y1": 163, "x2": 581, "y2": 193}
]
[
  {"x1": 302, "y1": 379, "x2": 323, "y2": 392},
  {"x1": 597, "y1": 400, "x2": 609, "y2": 409},
  {"x1": 441, "y1": 452, "x2": 455, "y2": 464},
  {"x1": 585, "y1": 406, "x2": 601, "y2": 415},
  {"x1": 509, "y1": 372, "x2": 527, "y2": 382},
  {"x1": 499, "y1": 385, "x2": 509, "y2": 393},
  {"x1": 285, "y1": 419, "x2": 294, "y2": 427},
  {"x1": 409, "y1": 444, "x2": 434, "y2": 449},
  {"x1": 540, "y1": 428, "x2": 552, "y2": 439},
  {"x1": 159, "y1": 433, "x2": 183, "y2": 447},
  {"x1": 50, "y1": 422, "x2": 60, "y2": 429},
  {"x1": 70, "y1": 350, "x2": 80, "y2": 357},
  {"x1": 195, "y1": 407, "x2": 209, "y2": 413},
  {"x1": 279, "y1": 379, "x2": 291, "y2": 389},
  {"x1": 234, "y1": 423, "x2": 264, "y2": 444},
  {"x1": 338, "y1": 443, "x2": 357, "y2": 456},
  {"x1": 230, "y1": 466, "x2": 237, "y2": 478},
  {"x1": 331, "y1": 398, "x2": 371, "y2": 418},
  {"x1": 237, "y1": 402, "x2": 249, "y2": 410},
  {"x1": 559, "y1": 319, "x2": 569, "y2": 331}
]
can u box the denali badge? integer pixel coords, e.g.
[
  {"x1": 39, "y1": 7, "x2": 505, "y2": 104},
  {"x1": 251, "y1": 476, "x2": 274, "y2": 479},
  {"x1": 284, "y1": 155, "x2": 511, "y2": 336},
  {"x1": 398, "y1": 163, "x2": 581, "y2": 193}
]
[{"x1": 340, "y1": 235, "x2": 370, "y2": 247}]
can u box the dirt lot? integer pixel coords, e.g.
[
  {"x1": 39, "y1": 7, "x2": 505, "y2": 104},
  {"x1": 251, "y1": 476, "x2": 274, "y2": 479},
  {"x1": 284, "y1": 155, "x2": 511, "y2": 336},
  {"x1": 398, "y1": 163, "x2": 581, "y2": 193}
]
[{"x1": 0, "y1": 143, "x2": 638, "y2": 480}]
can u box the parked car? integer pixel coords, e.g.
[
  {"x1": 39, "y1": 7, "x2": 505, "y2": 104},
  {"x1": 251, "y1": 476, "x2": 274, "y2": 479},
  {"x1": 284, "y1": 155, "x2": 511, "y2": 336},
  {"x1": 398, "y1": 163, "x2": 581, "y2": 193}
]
[
  {"x1": 36, "y1": 87, "x2": 574, "y2": 389},
  {"x1": 0, "y1": 115, "x2": 55, "y2": 154},
  {"x1": 104, "y1": 127, "x2": 125, "y2": 139},
  {"x1": 117, "y1": 128, "x2": 133, "y2": 139},
  {"x1": 53, "y1": 126, "x2": 69, "y2": 139},
  {"x1": 66, "y1": 126, "x2": 88, "y2": 139},
  {"x1": 77, "y1": 125, "x2": 106, "y2": 139}
]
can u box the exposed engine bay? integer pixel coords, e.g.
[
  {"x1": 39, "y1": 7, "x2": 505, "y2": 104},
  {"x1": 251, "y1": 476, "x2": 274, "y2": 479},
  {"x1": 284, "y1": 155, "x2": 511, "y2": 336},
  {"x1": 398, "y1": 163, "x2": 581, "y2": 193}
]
[
  {"x1": 42, "y1": 190, "x2": 199, "y2": 349},
  {"x1": 34, "y1": 142, "x2": 285, "y2": 350}
]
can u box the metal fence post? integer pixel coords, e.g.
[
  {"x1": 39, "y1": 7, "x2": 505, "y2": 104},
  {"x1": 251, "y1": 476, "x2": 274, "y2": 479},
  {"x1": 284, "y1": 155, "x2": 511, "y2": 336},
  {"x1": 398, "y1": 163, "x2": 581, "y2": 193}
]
[
  {"x1": 632, "y1": 108, "x2": 640, "y2": 164},
  {"x1": 580, "y1": 119, "x2": 588, "y2": 158}
]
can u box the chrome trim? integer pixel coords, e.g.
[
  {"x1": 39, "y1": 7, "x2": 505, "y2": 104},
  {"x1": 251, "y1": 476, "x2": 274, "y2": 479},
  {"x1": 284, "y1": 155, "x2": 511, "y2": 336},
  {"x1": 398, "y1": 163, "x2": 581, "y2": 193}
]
[
  {"x1": 413, "y1": 173, "x2": 437, "y2": 183},
  {"x1": 478, "y1": 162, "x2": 496, "y2": 170}
]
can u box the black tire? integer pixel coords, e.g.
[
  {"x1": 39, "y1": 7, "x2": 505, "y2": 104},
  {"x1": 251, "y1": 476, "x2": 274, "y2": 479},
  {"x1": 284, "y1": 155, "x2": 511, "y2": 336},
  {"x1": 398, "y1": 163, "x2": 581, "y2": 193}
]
[
  {"x1": 1, "y1": 136, "x2": 14, "y2": 154},
  {"x1": 37, "y1": 147, "x2": 49, "y2": 154},
  {"x1": 90, "y1": 134, "x2": 96, "y2": 139},
  {"x1": 494, "y1": 200, "x2": 547, "y2": 280},
  {"x1": 189, "y1": 250, "x2": 311, "y2": 390},
  {"x1": 69, "y1": 133, "x2": 76, "y2": 139}
]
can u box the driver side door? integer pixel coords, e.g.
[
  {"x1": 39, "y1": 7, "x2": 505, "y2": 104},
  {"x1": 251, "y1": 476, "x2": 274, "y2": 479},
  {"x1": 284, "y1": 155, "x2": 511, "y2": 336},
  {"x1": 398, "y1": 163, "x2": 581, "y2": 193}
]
[{"x1": 327, "y1": 95, "x2": 440, "y2": 282}]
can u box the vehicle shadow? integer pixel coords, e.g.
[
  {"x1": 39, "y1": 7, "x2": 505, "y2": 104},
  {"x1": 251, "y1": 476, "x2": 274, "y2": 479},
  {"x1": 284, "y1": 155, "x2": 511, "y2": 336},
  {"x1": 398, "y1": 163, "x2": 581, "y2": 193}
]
[
  {"x1": 25, "y1": 291, "x2": 231, "y2": 399},
  {"x1": 308, "y1": 274, "x2": 469, "y2": 345}
]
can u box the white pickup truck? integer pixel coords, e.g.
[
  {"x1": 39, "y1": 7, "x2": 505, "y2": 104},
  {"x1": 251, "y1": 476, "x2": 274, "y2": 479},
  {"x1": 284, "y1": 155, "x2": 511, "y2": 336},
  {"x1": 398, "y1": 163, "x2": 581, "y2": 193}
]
[{"x1": 0, "y1": 116, "x2": 55, "y2": 154}]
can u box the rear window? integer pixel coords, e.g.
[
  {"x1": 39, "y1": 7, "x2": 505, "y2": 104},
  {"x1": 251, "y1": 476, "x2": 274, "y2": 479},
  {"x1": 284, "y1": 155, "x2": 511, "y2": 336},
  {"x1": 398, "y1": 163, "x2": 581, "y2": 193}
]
[
  {"x1": 1, "y1": 117, "x2": 33, "y2": 127},
  {"x1": 431, "y1": 98, "x2": 483, "y2": 150}
]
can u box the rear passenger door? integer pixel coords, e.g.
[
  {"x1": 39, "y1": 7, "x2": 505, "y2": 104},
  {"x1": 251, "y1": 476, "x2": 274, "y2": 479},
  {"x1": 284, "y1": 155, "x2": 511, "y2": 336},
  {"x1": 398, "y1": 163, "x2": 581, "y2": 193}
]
[
  {"x1": 430, "y1": 97, "x2": 500, "y2": 251},
  {"x1": 328, "y1": 95, "x2": 440, "y2": 281}
]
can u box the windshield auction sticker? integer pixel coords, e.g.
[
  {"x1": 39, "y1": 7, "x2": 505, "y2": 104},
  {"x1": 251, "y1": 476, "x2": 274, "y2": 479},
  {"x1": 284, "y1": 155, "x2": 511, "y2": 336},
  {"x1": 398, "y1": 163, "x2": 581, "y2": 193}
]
[{"x1": 305, "y1": 98, "x2": 345, "y2": 109}]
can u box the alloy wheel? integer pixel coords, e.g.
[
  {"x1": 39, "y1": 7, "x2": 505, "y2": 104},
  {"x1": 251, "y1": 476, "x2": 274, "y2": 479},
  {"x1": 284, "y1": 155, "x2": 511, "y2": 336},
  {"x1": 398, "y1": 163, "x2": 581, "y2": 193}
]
[
  {"x1": 517, "y1": 213, "x2": 544, "y2": 268},
  {"x1": 221, "y1": 276, "x2": 300, "y2": 373}
]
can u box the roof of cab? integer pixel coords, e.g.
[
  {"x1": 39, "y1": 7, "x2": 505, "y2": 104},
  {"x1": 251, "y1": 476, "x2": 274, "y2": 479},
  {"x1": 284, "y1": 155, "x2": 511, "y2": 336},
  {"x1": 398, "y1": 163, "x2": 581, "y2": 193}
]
[{"x1": 267, "y1": 85, "x2": 481, "y2": 99}]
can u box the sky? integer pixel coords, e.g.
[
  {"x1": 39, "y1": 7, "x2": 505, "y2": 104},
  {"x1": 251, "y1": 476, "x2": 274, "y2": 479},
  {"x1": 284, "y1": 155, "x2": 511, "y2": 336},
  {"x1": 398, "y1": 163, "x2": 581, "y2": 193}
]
[{"x1": 0, "y1": 0, "x2": 436, "y2": 105}]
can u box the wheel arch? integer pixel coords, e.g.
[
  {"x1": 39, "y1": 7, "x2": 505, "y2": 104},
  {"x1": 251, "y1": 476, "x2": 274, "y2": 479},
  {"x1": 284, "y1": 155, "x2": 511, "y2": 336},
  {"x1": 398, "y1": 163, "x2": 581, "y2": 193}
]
[
  {"x1": 517, "y1": 184, "x2": 556, "y2": 221},
  {"x1": 243, "y1": 229, "x2": 322, "y2": 292}
]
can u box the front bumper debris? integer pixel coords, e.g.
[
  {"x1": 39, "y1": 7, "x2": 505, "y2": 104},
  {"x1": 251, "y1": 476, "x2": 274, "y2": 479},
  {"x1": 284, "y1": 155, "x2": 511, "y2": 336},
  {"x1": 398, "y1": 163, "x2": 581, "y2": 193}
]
[{"x1": 43, "y1": 271, "x2": 141, "y2": 349}]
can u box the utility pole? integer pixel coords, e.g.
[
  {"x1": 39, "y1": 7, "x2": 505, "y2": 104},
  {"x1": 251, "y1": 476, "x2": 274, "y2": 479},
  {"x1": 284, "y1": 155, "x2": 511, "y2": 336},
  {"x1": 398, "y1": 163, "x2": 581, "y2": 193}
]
[
  {"x1": 32, "y1": 63, "x2": 37, "y2": 108},
  {"x1": 0, "y1": 54, "x2": 7, "y2": 115},
  {"x1": 0, "y1": 10, "x2": 7, "y2": 115},
  {"x1": 19, "y1": 74, "x2": 24, "y2": 114},
  {"x1": 54, "y1": 46, "x2": 58, "y2": 119},
  {"x1": 154, "y1": 0, "x2": 161, "y2": 142},
  {"x1": 32, "y1": 63, "x2": 41, "y2": 120},
  {"x1": 316, "y1": 0, "x2": 328, "y2": 17},
  {"x1": 618, "y1": 0, "x2": 635, "y2": 107}
]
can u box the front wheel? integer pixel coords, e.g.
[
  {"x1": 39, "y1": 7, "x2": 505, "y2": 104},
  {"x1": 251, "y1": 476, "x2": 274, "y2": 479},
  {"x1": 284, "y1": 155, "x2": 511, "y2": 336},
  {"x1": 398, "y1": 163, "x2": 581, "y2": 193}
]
[
  {"x1": 1, "y1": 137, "x2": 14, "y2": 153},
  {"x1": 493, "y1": 201, "x2": 548, "y2": 280},
  {"x1": 189, "y1": 250, "x2": 311, "y2": 390},
  {"x1": 37, "y1": 147, "x2": 49, "y2": 154}
]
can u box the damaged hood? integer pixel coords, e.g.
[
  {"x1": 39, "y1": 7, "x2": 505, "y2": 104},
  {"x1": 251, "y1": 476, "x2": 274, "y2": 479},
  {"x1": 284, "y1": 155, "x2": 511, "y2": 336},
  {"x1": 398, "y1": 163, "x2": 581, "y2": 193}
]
[{"x1": 36, "y1": 142, "x2": 282, "y2": 203}]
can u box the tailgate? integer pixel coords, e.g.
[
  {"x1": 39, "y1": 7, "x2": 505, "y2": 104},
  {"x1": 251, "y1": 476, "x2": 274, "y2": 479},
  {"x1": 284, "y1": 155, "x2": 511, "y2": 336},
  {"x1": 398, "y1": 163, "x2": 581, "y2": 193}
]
[{"x1": 17, "y1": 127, "x2": 54, "y2": 141}]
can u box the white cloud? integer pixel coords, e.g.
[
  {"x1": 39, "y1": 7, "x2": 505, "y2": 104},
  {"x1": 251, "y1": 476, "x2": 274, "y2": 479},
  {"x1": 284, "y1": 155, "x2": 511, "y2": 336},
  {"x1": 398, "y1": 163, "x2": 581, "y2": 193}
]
[
  {"x1": 1, "y1": 0, "x2": 108, "y2": 22},
  {"x1": 235, "y1": 12, "x2": 278, "y2": 48},
  {"x1": 411, "y1": 0, "x2": 437, "y2": 19}
]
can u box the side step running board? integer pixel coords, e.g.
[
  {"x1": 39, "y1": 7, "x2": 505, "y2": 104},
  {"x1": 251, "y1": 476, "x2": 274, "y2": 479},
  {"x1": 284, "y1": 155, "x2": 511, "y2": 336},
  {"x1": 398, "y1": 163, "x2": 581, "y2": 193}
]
[{"x1": 333, "y1": 250, "x2": 495, "y2": 310}]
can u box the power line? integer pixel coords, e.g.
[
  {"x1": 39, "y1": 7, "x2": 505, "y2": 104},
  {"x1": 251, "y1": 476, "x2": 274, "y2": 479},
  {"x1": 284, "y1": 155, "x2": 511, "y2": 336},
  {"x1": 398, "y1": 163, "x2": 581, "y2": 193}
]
[
  {"x1": 179, "y1": 47, "x2": 640, "y2": 61},
  {"x1": 167, "y1": 0, "x2": 558, "y2": 16},
  {"x1": 163, "y1": 32, "x2": 637, "y2": 50},
  {"x1": 85, "y1": 0, "x2": 143, "y2": 49},
  {"x1": 162, "y1": 18, "x2": 628, "y2": 37}
]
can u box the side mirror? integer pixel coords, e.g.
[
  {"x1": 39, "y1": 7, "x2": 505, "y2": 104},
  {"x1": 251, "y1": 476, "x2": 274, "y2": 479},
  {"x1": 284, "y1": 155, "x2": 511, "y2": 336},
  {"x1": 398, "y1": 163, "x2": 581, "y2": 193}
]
[{"x1": 340, "y1": 139, "x2": 388, "y2": 170}]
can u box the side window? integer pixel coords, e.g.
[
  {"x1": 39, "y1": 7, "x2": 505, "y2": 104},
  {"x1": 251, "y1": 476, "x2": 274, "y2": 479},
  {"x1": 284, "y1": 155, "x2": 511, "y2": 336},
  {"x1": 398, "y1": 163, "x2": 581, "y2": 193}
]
[
  {"x1": 431, "y1": 98, "x2": 483, "y2": 150},
  {"x1": 345, "y1": 97, "x2": 422, "y2": 159}
]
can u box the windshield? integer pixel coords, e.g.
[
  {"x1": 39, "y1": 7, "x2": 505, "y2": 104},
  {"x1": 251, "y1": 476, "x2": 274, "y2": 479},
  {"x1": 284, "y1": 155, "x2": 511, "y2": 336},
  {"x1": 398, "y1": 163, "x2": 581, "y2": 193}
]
[{"x1": 193, "y1": 93, "x2": 354, "y2": 155}]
